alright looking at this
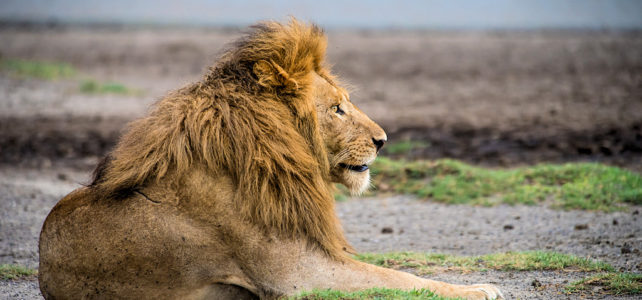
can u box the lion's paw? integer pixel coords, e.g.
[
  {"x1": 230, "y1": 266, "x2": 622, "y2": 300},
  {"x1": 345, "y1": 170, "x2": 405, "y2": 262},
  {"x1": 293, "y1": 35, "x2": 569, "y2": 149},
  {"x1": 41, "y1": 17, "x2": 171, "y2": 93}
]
[{"x1": 461, "y1": 284, "x2": 504, "y2": 300}]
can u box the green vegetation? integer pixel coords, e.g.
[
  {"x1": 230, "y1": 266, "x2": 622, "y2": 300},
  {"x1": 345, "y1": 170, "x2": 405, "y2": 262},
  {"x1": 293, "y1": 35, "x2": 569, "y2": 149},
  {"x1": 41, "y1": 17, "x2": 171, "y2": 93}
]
[
  {"x1": 0, "y1": 264, "x2": 37, "y2": 280},
  {"x1": 366, "y1": 157, "x2": 642, "y2": 211},
  {"x1": 384, "y1": 140, "x2": 430, "y2": 155},
  {"x1": 291, "y1": 288, "x2": 457, "y2": 300},
  {"x1": 565, "y1": 272, "x2": 641, "y2": 295},
  {"x1": 0, "y1": 59, "x2": 76, "y2": 80},
  {"x1": 354, "y1": 251, "x2": 613, "y2": 274},
  {"x1": 79, "y1": 79, "x2": 140, "y2": 95},
  {"x1": 0, "y1": 58, "x2": 141, "y2": 95}
]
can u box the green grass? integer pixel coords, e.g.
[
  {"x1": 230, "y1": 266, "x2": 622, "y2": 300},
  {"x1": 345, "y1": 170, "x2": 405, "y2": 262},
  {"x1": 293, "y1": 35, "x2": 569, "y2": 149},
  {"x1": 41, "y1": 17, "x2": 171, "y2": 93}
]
[
  {"x1": 291, "y1": 287, "x2": 458, "y2": 300},
  {"x1": 366, "y1": 157, "x2": 642, "y2": 211},
  {"x1": 0, "y1": 59, "x2": 76, "y2": 80},
  {"x1": 384, "y1": 140, "x2": 430, "y2": 155},
  {"x1": 354, "y1": 251, "x2": 613, "y2": 274},
  {"x1": 0, "y1": 58, "x2": 141, "y2": 95},
  {"x1": 565, "y1": 272, "x2": 641, "y2": 295},
  {"x1": 79, "y1": 79, "x2": 140, "y2": 95},
  {"x1": 0, "y1": 264, "x2": 37, "y2": 280}
]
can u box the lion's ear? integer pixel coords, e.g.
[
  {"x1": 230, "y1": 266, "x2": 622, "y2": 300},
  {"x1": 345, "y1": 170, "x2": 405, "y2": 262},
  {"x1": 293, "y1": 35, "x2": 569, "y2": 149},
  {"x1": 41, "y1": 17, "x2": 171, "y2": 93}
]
[{"x1": 253, "y1": 60, "x2": 299, "y2": 93}]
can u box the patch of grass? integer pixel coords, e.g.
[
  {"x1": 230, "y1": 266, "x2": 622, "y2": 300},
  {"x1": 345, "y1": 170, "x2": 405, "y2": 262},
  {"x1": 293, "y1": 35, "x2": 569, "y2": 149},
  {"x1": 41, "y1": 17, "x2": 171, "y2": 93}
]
[
  {"x1": 565, "y1": 272, "x2": 641, "y2": 295},
  {"x1": 354, "y1": 251, "x2": 613, "y2": 274},
  {"x1": 79, "y1": 79, "x2": 140, "y2": 95},
  {"x1": 384, "y1": 140, "x2": 430, "y2": 155},
  {"x1": 0, "y1": 264, "x2": 37, "y2": 280},
  {"x1": 0, "y1": 58, "x2": 76, "y2": 80},
  {"x1": 366, "y1": 157, "x2": 642, "y2": 211},
  {"x1": 291, "y1": 287, "x2": 457, "y2": 300}
]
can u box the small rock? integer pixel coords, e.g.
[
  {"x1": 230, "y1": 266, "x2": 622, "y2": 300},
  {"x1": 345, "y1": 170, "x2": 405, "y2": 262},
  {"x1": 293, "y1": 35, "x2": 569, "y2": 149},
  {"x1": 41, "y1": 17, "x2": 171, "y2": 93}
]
[
  {"x1": 633, "y1": 210, "x2": 639, "y2": 215},
  {"x1": 621, "y1": 243, "x2": 632, "y2": 254},
  {"x1": 531, "y1": 279, "x2": 542, "y2": 288},
  {"x1": 514, "y1": 216, "x2": 521, "y2": 220},
  {"x1": 57, "y1": 173, "x2": 68, "y2": 181},
  {"x1": 574, "y1": 224, "x2": 589, "y2": 230},
  {"x1": 381, "y1": 227, "x2": 393, "y2": 234},
  {"x1": 612, "y1": 219, "x2": 618, "y2": 225},
  {"x1": 503, "y1": 224, "x2": 514, "y2": 231}
]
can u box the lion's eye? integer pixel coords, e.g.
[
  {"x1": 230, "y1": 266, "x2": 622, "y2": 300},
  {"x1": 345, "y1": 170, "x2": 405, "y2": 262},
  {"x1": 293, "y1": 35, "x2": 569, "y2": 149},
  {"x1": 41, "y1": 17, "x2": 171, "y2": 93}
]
[{"x1": 331, "y1": 104, "x2": 345, "y2": 115}]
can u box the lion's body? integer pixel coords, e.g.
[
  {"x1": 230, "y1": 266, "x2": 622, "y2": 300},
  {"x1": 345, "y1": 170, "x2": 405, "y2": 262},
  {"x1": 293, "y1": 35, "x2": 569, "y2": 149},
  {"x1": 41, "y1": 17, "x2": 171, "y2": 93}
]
[
  {"x1": 39, "y1": 20, "x2": 503, "y2": 299},
  {"x1": 39, "y1": 176, "x2": 259, "y2": 299}
]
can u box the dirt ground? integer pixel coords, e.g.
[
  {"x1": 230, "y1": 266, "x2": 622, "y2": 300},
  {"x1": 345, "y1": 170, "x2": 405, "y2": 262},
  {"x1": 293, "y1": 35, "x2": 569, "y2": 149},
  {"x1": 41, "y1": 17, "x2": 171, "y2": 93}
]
[
  {"x1": 1, "y1": 168, "x2": 640, "y2": 299},
  {"x1": 1, "y1": 25, "x2": 641, "y2": 299}
]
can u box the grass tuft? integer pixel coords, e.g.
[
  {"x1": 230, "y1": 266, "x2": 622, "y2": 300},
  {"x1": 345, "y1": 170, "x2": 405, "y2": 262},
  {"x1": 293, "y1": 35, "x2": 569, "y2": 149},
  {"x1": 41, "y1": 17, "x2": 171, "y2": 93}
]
[
  {"x1": 565, "y1": 272, "x2": 641, "y2": 295},
  {"x1": 366, "y1": 157, "x2": 642, "y2": 211},
  {"x1": 0, "y1": 264, "x2": 37, "y2": 280},
  {"x1": 0, "y1": 59, "x2": 76, "y2": 80},
  {"x1": 354, "y1": 251, "x2": 613, "y2": 274},
  {"x1": 79, "y1": 79, "x2": 140, "y2": 95},
  {"x1": 291, "y1": 287, "x2": 457, "y2": 300}
]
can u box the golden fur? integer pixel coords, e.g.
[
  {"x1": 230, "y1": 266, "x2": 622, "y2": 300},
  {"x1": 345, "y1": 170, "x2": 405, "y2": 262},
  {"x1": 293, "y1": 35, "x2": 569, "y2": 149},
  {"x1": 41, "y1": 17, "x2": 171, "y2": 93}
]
[
  {"x1": 39, "y1": 19, "x2": 503, "y2": 299},
  {"x1": 92, "y1": 20, "x2": 349, "y2": 257}
]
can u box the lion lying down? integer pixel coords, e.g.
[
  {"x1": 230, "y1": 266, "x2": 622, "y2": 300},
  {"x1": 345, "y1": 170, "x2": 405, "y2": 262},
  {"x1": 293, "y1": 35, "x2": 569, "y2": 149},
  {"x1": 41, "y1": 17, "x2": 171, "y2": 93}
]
[{"x1": 38, "y1": 19, "x2": 503, "y2": 299}]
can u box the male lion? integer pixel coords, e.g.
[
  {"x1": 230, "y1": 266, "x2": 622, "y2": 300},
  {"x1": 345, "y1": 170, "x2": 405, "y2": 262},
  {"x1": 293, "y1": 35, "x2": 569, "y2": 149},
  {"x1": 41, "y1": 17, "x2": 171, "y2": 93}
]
[{"x1": 39, "y1": 20, "x2": 503, "y2": 299}]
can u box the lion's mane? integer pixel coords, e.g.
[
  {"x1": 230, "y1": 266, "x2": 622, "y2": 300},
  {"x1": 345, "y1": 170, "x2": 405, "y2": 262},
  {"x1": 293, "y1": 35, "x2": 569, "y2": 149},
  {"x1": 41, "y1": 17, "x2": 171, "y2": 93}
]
[{"x1": 91, "y1": 19, "x2": 351, "y2": 258}]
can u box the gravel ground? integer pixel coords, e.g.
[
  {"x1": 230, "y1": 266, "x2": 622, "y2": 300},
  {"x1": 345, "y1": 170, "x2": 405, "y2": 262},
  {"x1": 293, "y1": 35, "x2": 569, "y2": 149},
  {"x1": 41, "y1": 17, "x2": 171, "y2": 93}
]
[
  {"x1": 341, "y1": 196, "x2": 642, "y2": 273},
  {"x1": 1, "y1": 167, "x2": 640, "y2": 299}
]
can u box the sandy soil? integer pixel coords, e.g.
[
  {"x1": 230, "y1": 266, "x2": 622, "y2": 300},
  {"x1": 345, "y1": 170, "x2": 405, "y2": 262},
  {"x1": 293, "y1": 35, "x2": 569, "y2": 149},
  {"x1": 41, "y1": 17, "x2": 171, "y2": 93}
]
[{"x1": 1, "y1": 26, "x2": 641, "y2": 299}]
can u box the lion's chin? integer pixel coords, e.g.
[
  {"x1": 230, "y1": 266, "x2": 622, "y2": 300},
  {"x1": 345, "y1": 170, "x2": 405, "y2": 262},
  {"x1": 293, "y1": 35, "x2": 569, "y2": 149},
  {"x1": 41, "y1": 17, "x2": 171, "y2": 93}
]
[{"x1": 342, "y1": 169, "x2": 371, "y2": 196}]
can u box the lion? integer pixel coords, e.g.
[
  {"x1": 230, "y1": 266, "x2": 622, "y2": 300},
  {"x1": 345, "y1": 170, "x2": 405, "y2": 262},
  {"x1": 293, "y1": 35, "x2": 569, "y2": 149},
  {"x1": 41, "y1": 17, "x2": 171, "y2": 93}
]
[{"x1": 38, "y1": 19, "x2": 503, "y2": 300}]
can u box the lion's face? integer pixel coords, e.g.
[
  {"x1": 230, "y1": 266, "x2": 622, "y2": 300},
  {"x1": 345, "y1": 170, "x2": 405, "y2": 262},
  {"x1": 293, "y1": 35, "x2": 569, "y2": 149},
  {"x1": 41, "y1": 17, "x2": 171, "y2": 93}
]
[{"x1": 312, "y1": 73, "x2": 387, "y2": 195}]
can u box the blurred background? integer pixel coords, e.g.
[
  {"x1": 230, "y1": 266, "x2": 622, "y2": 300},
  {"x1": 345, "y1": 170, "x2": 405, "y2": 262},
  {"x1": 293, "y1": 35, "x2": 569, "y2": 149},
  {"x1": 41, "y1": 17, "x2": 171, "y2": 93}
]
[
  {"x1": 1, "y1": 0, "x2": 641, "y2": 170},
  {"x1": 1, "y1": 2, "x2": 642, "y2": 299}
]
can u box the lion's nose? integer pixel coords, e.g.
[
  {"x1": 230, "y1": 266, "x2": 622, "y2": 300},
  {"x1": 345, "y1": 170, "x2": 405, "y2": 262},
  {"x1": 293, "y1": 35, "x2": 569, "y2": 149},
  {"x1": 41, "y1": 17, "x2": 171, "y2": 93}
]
[{"x1": 372, "y1": 138, "x2": 386, "y2": 152}]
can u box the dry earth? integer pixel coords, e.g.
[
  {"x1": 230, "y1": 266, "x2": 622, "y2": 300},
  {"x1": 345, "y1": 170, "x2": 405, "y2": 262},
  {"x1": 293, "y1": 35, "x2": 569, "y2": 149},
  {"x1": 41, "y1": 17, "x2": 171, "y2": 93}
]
[
  {"x1": 1, "y1": 25, "x2": 641, "y2": 299},
  {"x1": 1, "y1": 168, "x2": 640, "y2": 299}
]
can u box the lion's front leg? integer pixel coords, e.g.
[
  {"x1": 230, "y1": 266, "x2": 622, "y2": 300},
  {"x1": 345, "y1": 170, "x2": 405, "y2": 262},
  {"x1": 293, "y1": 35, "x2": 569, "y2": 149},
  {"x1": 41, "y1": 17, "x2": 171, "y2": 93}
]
[
  {"x1": 422, "y1": 279, "x2": 504, "y2": 300},
  {"x1": 239, "y1": 239, "x2": 503, "y2": 300},
  {"x1": 345, "y1": 259, "x2": 504, "y2": 300}
]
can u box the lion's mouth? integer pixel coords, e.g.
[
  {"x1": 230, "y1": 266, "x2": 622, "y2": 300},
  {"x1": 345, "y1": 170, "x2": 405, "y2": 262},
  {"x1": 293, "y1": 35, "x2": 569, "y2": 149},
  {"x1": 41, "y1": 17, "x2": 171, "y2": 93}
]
[{"x1": 339, "y1": 163, "x2": 369, "y2": 172}]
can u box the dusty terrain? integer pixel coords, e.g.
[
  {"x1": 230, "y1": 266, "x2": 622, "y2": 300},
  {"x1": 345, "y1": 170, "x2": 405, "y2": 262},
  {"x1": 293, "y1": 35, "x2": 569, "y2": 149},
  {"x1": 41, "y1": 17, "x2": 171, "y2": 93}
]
[
  {"x1": 1, "y1": 169, "x2": 640, "y2": 299},
  {"x1": 1, "y1": 25, "x2": 641, "y2": 299}
]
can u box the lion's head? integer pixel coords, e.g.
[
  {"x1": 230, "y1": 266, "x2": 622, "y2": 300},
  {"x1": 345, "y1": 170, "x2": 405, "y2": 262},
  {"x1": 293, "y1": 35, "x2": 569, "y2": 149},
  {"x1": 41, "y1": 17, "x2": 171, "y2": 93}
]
[{"x1": 312, "y1": 74, "x2": 387, "y2": 194}]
